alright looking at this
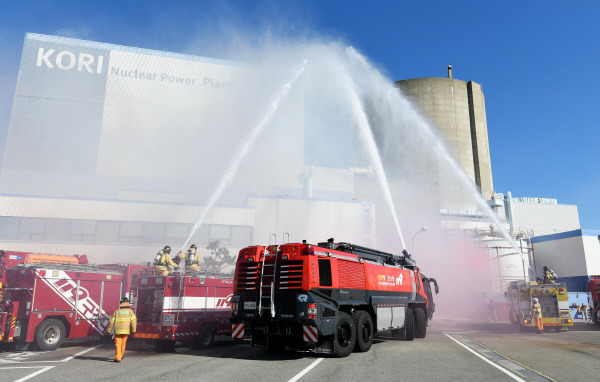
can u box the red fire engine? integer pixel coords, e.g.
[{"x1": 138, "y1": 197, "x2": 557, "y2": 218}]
[
  {"x1": 230, "y1": 238, "x2": 439, "y2": 357},
  {"x1": 0, "y1": 249, "x2": 147, "y2": 351},
  {"x1": 129, "y1": 271, "x2": 233, "y2": 352},
  {"x1": 587, "y1": 275, "x2": 600, "y2": 326}
]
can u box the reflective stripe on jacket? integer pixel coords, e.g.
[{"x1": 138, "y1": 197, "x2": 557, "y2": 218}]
[
  {"x1": 532, "y1": 302, "x2": 542, "y2": 318},
  {"x1": 159, "y1": 253, "x2": 178, "y2": 268},
  {"x1": 107, "y1": 302, "x2": 137, "y2": 335}
]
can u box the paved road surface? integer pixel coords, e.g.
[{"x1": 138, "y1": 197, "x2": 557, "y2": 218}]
[{"x1": 1, "y1": 322, "x2": 598, "y2": 381}]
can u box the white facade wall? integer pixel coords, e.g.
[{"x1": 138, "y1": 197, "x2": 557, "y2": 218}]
[
  {"x1": 507, "y1": 197, "x2": 580, "y2": 236},
  {"x1": 531, "y1": 233, "x2": 586, "y2": 277},
  {"x1": 530, "y1": 230, "x2": 600, "y2": 291},
  {"x1": 583, "y1": 233, "x2": 600, "y2": 275},
  {"x1": 247, "y1": 195, "x2": 376, "y2": 248}
]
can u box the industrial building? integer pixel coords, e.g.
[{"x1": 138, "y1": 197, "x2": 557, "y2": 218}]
[
  {"x1": 1, "y1": 33, "x2": 593, "y2": 293},
  {"x1": 0, "y1": 33, "x2": 376, "y2": 266},
  {"x1": 530, "y1": 230, "x2": 600, "y2": 292},
  {"x1": 395, "y1": 66, "x2": 494, "y2": 199}
]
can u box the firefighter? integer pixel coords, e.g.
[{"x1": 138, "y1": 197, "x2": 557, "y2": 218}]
[
  {"x1": 153, "y1": 245, "x2": 178, "y2": 276},
  {"x1": 582, "y1": 303, "x2": 589, "y2": 321},
  {"x1": 487, "y1": 299, "x2": 498, "y2": 323},
  {"x1": 532, "y1": 297, "x2": 543, "y2": 334},
  {"x1": 106, "y1": 297, "x2": 137, "y2": 362},
  {"x1": 542, "y1": 266, "x2": 557, "y2": 284},
  {"x1": 184, "y1": 244, "x2": 201, "y2": 273}
]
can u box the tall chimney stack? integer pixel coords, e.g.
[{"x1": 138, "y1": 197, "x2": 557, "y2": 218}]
[{"x1": 447, "y1": 65, "x2": 453, "y2": 79}]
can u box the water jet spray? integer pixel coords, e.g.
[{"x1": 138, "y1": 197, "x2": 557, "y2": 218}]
[{"x1": 180, "y1": 59, "x2": 308, "y2": 252}]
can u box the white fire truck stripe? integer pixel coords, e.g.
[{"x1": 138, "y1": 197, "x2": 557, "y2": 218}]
[
  {"x1": 302, "y1": 325, "x2": 318, "y2": 342},
  {"x1": 36, "y1": 270, "x2": 109, "y2": 335},
  {"x1": 163, "y1": 296, "x2": 232, "y2": 311}
]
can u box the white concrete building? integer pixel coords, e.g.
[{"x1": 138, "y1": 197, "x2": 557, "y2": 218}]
[{"x1": 530, "y1": 229, "x2": 600, "y2": 292}]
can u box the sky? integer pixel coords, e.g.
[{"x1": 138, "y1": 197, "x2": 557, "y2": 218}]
[{"x1": 0, "y1": 0, "x2": 599, "y2": 230}]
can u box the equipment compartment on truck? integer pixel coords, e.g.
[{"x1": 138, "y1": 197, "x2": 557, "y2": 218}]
[{"x1": 130, "y1": 271, "x2": 233, "y2": 351}]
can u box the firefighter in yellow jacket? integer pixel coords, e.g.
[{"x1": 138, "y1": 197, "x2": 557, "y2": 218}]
[
  {"x1": 184, "y1": 244, "x2": 201, "y2": 273},
  {"x1": 106, "y1": 296, "x2": 137, "y2": 362},
  {"x1": 532, "y1": 297, "x2": 543, "y2": 334},
  {"x1": 153, "y1": 245, "x2": 178, "y2": 276}
]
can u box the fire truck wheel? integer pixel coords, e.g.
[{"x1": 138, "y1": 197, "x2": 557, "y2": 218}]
[
  {"x1": 156, "y1": 339, "x2": 176, "y2": 353},
  {"x1": 334, "y1": 312, "x2": 356, "y2": 357},
  {"x1": 352, "y1": 311, "x2": 373, "y2": 352},
  {"x1": 404, "y1": 308, "x2": 415, "y2": 341},
  {"x1": 413, "y1": 308, "x2": 427, "y2": 338},
  {"x1": 35, "y1": 319, "x2": 66, "y2": 351},
  {"x1": 196, "y1": 327, "x2": 215, "y2": 348}
]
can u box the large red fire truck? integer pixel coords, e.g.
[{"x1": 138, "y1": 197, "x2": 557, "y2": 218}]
[
  {"x1": 0, "y1": 249, "x2": 147, "y2": 351},
  {"x1": 129, "y1": 271, "x2": 233, "y2": 352},
  {"x1": 230, "y1": 238, "x2": 438, "y2": 357},
  {"x1": 586, "y1": 275, "x2": 600, "y2": 326}
]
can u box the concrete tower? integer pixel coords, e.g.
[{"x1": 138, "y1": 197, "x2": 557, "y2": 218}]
[{"x1": 395, "y1": 67, "x2": 494, "y2": 198}]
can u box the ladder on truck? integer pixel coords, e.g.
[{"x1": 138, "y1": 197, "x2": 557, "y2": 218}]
[{"x1": 258, "y1": 234, "x2": 288, "y2": 318}]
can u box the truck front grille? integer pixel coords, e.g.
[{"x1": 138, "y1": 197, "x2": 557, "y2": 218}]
[
  {"x1": 279, "y1": 260, "x2": 303, "y2": 290},
  {"x1": 236, "y1": 262, "x2": 260, "y2": 292}
]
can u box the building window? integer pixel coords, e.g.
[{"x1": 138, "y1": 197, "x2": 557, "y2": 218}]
[
  {"x1": 95, "y1": 221, "x2": 119, "y2": 243},
  {"x1": 142, "y1": 222, "x2": 167, "y2": 244},
  {"x1": 71, "y1": 219, "x2": 96, "y2": 242},
  {"x1": 231, "y1": 226, "x2": 252, "y2": 246},
  {"x1": 18, "y1": 218, "x2": 46, "y2": 241},
  {"x1": 119, "y1": 222, "x2": 143, "y2": 243},
  {"x1": 44, "y1": 218, "x2": 70, "y2": 241},
  {"x1": 0, "y1": 217, "x2": 20, "y2": 240}
]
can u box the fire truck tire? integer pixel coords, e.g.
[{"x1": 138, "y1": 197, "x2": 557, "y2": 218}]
[
  {"x1": 404, "y1": 308, "x2": 415, "y2": 341},
  {"x1": 156, "y1": 339, "x2": 176, "y2": 353},
  {"x1": 34, "y1": 319, "x2": 66, "y2": 351},
  {"x1": 413, "y1": 308, "x2": 427, "y2": 338},
  {"x1": 334, "y1": 312, "x2": 356, "y2": 357},
  {"x1": 352, "y1": 311, "x2": 373, "y2": 352},
  {"x1": 196, "y1": 327, "x2": 215, "y2": 348}
]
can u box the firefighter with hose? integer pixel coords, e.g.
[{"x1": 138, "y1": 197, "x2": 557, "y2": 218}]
[
  {"x1": 543, "y1": 266, "x2": 558, "y2": 284},
  {"x1": 532, "y1": 297, "x2": 544, "y2": 334},
  {"x1": 183, "y1": 244, "x2": 201, "y2": 273},
  {"x1": 106, "y1": 297, "x2": 137, "y2": 362},
  {"x1": 153, "y1": 245, "x2": 178, "y2": 276}
]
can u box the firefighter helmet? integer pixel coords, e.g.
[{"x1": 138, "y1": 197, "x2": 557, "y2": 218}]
[
  {"x1": 120, "y1": 296, "x2": 129, "y2": 304},
  {"x1": 190, "y1": 244, "x2": 197, "y2": 249},
  {"x1": 163, "y1": 245, "x2": 171, "y2": 254},
  {"x1": 533, "y1": 298, "x2": 539, "y2": 303}
]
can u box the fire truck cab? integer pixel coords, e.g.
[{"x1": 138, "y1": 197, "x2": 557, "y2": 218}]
[
  {"x1": 506, "y1": 280, "x2": 573, "y2": 332},
  {"x1": 230, "y1": 239, "x2": 438, "y2": 357}
]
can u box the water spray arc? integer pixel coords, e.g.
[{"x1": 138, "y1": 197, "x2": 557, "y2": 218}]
[
  {"x1": 342, "y1": 46, "x2": 533, "y2": 273},
  {"x1": 181, "y1": 59, "x2": 308, "y2": 251},
  {"x1": 340, "y1": 50, "x2": 407, "y2": 249}
]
